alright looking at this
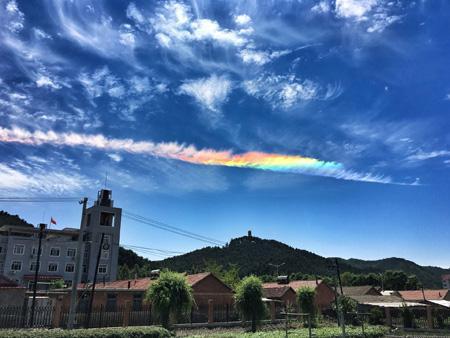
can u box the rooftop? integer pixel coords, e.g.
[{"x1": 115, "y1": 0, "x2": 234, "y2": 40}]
[
  {"x1": 399, "y1": 289, "x2": 449, "y2": 301},
  {"x1": 263, "y1": 279, "x2": 323, "y2": 292}
]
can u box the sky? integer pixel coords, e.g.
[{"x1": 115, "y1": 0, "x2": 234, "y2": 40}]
[{"x1": 0, "y1": 0, "x2": 449, "y2": 268}]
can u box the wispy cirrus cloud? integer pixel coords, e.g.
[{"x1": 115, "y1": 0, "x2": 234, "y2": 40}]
[
  {"x1": 0, "y1": 127, "x2": 393, "y2": 184},
  {"x1": 243, "y1": 73, "x2": 342, "y2": 110}
]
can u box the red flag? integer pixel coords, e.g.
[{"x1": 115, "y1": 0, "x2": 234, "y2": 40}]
[{"x1": 50, "y1": 217, "x2": 57, "y2": 225}]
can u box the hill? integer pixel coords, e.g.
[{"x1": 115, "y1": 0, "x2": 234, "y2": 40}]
[
  {"x1": 119, "y1": 235, "x2": 449, "y2": 288},
  {"x1": 0, "y1": 211, "x2": 33, "y2": 227}
]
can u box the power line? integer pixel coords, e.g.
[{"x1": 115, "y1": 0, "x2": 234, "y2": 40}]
[
  {"x1": 0, "y1": 197, "x2": 82, "y2": 202},
  {"x1": 123, "y1": 211, "x2": 225, "y2": 246},
  {"x1": 122, "y1": 244, "x2": 184, "y2": 255}
]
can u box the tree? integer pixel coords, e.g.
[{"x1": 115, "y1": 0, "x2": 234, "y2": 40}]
[
  {"x1": 235, "y1": 275, "x2": 266, "y2": 332},
  {"x1": 145, "y1": 271, "x2": 194, "y2": 329},
  {"x1": 297, "y1": 287, "x2": 316, "y2": 325},
  {"x1": 383, "y1": 270, "x2": 408, "y2": 290},
  {"x1": 49, "y1": 279, "x2": 65, "y2": 289},
  {"x1": 222, "y1": 264, "x2": 240, "y2": 290},
  {"x1": 405, "y1": 275, "x2": 420, "y2": 290}
]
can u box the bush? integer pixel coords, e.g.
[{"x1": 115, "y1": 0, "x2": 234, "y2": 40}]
[
  {"x1": 368, "y1": 307, "x2": 384, "y2": 325},
  {"x1": 0, "y1": 326, "x2": 171, "y2": 338},
  {"x1": 145, "y1": 270, "x2": 194, "y2": 329},
  {"x1": 297, "y1": 287, "x2": 316, "y2": 326},
  {"x1": 235, "y1": 275, "x2": 266, "y2": 332}
]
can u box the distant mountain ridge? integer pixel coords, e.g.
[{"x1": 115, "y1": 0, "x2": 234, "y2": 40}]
[
  {"x1": 0, "y1": 211, "x2": 33, "y2": 228},
  {"x1": 119, "y1": 235, "x2": 449, "y2": 288}
]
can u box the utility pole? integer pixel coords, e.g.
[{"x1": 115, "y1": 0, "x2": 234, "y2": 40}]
[
  {"x1": 334, "y1": 258, "x2": 346, "y2": 337},
  {"x1": 67, "y1": 197, "x2": 88, "y2": 329},
  {"x1": 30, "y1": 223, "x2": 46, "y2": 327},
  {"x1": 86, "y1": 232, "x2": 105, "y2": 328},
  {"x1": 269, "y1": 262, "x2": 285, "y2": 277}
]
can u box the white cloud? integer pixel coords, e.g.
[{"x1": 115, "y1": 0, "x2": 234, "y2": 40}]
[
  {"x1": 36, "y1": 75, "x2": 61, "y2": 89},
  {"x1": 406, "y1": 150, "x2": 450, "y2": 162},
  {"x1": 4, "y1": 0, "x2": 24, "y2": 33},
  {"x1": 0, "y1": 162, "x2": 91, "y2": 194},
  {"x1": 334, "y1": 0, "x2": 402, "y2": 33},
  {"x1": 33, "y1": 28, "x2": 52, "y2": 40},
  {"x1": 151, "y1": 1, "x2": 249, "y2": 49},
  {"x1": 238, "y1": 49, "x2": 291, "y2": 66},
  {"x1": 179, "y1": 74, "x2": 232, "y2": 112},
  {"x1": 126, "y1": 3, "x2": 152, "y2": 34},
  {"x1": 244, "y1": 74, "x2": 331, "y2": 109},
  {"x1": 234, "y1": 14, "x2": 252, "y2": 26},
  {"x1": 311, "y1": 1, "x2": 331, "y2": 14},
  {"x1": 108, "y1": 153, "x2": 122, "y2": 162},
  {"x1": 335, "y1": 0, "x2": 377, "y2": 20},
  {"x1": 79, "y1": 67, "x2": 124, "y2": 99}
]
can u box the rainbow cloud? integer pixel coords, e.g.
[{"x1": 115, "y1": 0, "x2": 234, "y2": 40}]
[{"x1": 0, "y1": 127, "x2": 392, "y2": 184}]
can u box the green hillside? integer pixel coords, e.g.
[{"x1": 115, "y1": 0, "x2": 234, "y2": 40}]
[{"x1": 119, "y1": 235, "x2": 449, "y2": 288}]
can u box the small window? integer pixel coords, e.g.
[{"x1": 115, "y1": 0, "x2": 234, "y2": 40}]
[
  {"x1": 30, "y1": 261, "x2": 40, "y2": 272},
  {"x1": 50, "y1": 247, "x2": 60, "y2": 257},
  {"x1": 48, "y1": 263, "x2": 58, "y2": 272},
  {"x1": 98, "y1": 264, "x2": 107, "y2": 274},
  {"x1": 100, "y1": 212, "x2": 114, "y2": 226},
  {"x1": 67, "y1": 248, "x2": 76, "y2": 257},
  {"x1": 82, "y1": 264, "x2": 87, "y2": 273},
  {"x1": 65, "y1": 280, "x2": 72, "y2": 288},
  {"x1": 0, "y1": 246, "x2": 3, "y2": 254},
  {"x1": 31, "y1": 247, "x2": 42, "y2": 256},
  {"x1": 101, "y1": 250, "x2": 109, "y2": 259},
  {"x1": 11, "y1": 261, "x2": 22, "y2": 271},
  {"x1": 132, "y1": 294, "x2": 142, "y2": 311},
  {"x1": 13, "y1": 244, "x2": 25, "y2": 255},
  {"x1": 65, "y1": 263, "x2": 75, "y2": 273},
  {"x1": 106, "y1": 293, "x2": 117, "y2": 311}
]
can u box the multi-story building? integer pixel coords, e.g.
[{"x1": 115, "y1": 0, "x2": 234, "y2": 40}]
[
  {"x1": 0, "y1": 189, "x2": 121, "y2": 289},
  {"x1": 443, "y1": 274, "x2": 450, "y2": 289}
]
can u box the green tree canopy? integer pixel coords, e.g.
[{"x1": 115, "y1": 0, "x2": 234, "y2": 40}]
[
  {"x1": 145, "y1": 271, "x2": 194, "y2": 329},
  {"x1": 297, "y1": 287, "x2": 316, "y2": 324},
  {"x1": 235, "y1": 275, "x2": 266, "y2": 332}
]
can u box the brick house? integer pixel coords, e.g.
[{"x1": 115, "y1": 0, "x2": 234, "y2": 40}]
[
  {"x1": 55, "y1": 272, "x2": 234, "y2": 311},
  {"x1": 262, "y1": 279, "x2": 335, "y2": 311},
  {"x1": 399, "y1": 289, "x2": 450, "y2": 303}
]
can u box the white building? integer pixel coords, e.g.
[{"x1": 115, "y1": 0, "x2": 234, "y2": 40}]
[{"x1": 0, "y1": 190, "x2": 121, "y2": 289}]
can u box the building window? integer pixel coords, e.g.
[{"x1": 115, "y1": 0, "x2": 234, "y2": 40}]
[
  {"x1": 106, "y1": 293, "x2": 117, "y2": 311},
  {"x1": 65, "y1": 263, "x2": 75, "y2": 273},
  {"x1": 48, "y1": 263, "x2": 58, "y2": 272},
  {"x1": 101, "y1": 250, "x2": 109, "y2": 259},
  {"x1": 100, "y1": 212, "x2": 114, "y2": 226},
  {"x1": 82, "y1": 264, "x2": 87, "y2": 273},
  {"x1": 0, "y1": 246, "x2": 3, "y2": 254},
  {"x1": 13, "y1": 244, "x2": 25, "y2": 255},
  {"x1": 65, "y1": 280, "x2": 72, "y2": 288},
  {"x1": 67, "y1": 248, "x2": 76, "y2": 257},
  {"x1": 31, "y1": 247, "x2": 42, "y2": 256},
  {"x1": 50, "y1": 247, "x2": 60, "y2": 257},
  {"x1": 132, "y1": 294, "x2": 143, "y2": 311},
  {"x1": 11, "y1": 261, "x2": 22, "y2": 271},
  {"x1": 30, "y1": 261, "x2": 40, "y2": 272},
  {"x1": 98, "y1": 264, "x2": 107, "y2": 274}
]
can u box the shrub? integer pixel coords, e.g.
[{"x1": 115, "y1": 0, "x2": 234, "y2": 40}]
[
  {"x1": 235, "y1": 275, "x2": 266, "y2": 332},
  {"x1": 400, "y1": 304, "x2": 415, "y2": 328},
  {"x1": 145, "y1": 270, "x2": 194, "y2": 330},
  {"x1": 297, "y1": 287, "x2": 316, "y2": 326},
  {"x1": 368, "y1": 307, "x2": 384, "y2": 325},
  {"x1": 0, "y1": 326, "x2": 171, "y2": 338}
]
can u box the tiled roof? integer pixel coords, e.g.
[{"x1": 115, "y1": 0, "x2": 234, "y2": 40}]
[
  {"x1": 262, "y1": 285, "x2": 294, "y2": 299},
  {"x1": 340, "y1": 286, "x2": 380, "y2": 296},
  {"x1": 349, "y1": 295, "x2": 403, "y2": 304},
  {"x1": 263, "y1": 280, "x2": 322, "y2": 292},
  {"x1": 79, "y1": 272, "x2": 215, "y2": 291},
  {"x1": 399, "y1": 289, "x2": 449, "y2": 301}
]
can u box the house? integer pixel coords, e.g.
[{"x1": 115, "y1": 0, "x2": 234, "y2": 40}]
[
  {"x1": 53, "y1": 272, "x2": 234, "y2": 312},
  {"x1": 0, "y1": 275, "x2": 26, "y2": 306},
  {"x1": 339, "y1": 285, "x2": 381, "y2": 297},
  {"x1": 262, "y1": 285, "x2": 296, "y2": 307},
  {"x1": 0, "y1": 189, "x2": 122, "y2": 288},
  {"x1": 399, "y1": 289, "x2": 450, "y2": 309},
  {"x1": 442, "y1": 274, "x2": 450, "y2": 289},
  {"x1": 262, "y1": 279, "x2": 335, "y2": 311}
]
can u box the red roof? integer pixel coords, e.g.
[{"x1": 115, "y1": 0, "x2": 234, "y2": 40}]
[
  {"x1": 263, "y1": 280, "x2": 322, "y2": 292},
  {"x1": 399, "y1": 289, "x2": 449, "y2": 301},
  {"x1": 79, "y1": 272, "x2": 215, "y2": 291}
]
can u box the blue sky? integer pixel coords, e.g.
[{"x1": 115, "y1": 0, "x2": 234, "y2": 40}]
[{"x1": 0, "y1": 0, "x2": 449, "y2": 267}]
